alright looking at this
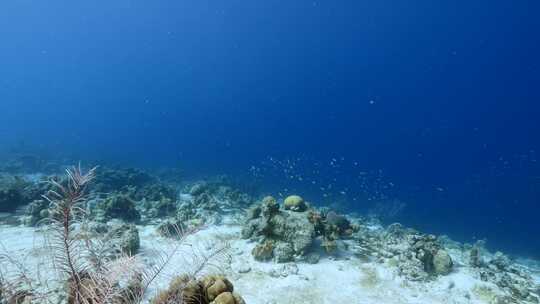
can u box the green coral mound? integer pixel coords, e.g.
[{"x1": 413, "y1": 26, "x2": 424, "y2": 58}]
[
  {"x1": 283, "y1": 195, "x2": 307, "y2": 212},
  {"x1": 100, "y1": 193, "x2": 141, "y2": 222}
]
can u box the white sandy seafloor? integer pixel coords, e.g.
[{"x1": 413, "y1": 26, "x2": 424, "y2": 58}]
[{"x1": 1, "y1": 219, "x2": 539, "y2": 304}]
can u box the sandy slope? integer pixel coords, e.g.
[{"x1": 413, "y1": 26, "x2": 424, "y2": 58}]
[{"x1": 138, "y1": 224, "x2": 501, "y2": 304}]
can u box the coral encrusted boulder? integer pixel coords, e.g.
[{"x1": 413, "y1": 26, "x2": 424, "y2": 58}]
[
  {"x1": 433, "y1": 249, "x2": 453, "y2": 275},
  {"x1": 242, "y1": 195, "x2": 315, "y2": 262}
]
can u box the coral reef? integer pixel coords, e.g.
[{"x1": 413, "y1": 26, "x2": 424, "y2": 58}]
[{"x1": 2, "y1": 163, "x2": 540, "y2": 304}]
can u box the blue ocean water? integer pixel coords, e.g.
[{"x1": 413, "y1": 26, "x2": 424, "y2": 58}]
[{"x1": 1, "y1": 1, "x2": 539, "y2": 257}]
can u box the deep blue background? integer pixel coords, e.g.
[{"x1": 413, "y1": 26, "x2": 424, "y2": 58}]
[{"x1": 1, "y1": 1, "x2": 539, "y2": 257}]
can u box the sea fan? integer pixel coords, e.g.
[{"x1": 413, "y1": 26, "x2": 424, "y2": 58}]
[
  {"x1": 42, "y1": 165, "x2": 98, "y2": 303},
  {"x1": 42, "y1": 165, "x2": 145, "y2": 304}
]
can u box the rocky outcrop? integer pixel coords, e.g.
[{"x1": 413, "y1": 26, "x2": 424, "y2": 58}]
[
  {"x1": 351, "y1": 223, "x2": 454, "y2": 281},
  {"x1": 242, "y1": 196, "x2": 315, "y2": 263}
]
